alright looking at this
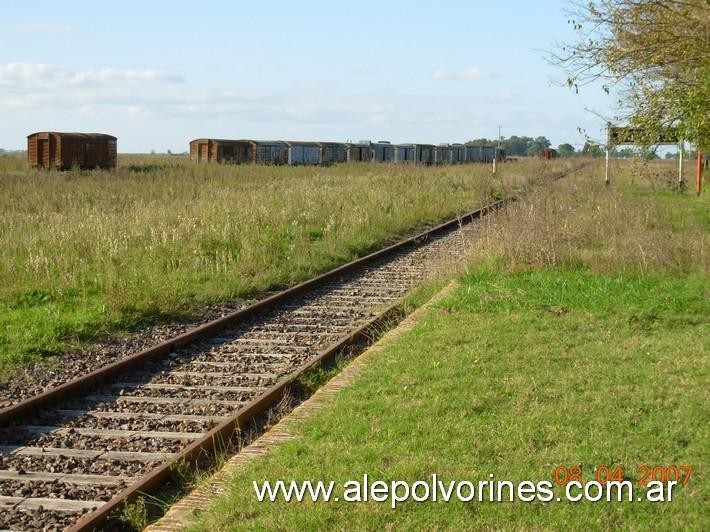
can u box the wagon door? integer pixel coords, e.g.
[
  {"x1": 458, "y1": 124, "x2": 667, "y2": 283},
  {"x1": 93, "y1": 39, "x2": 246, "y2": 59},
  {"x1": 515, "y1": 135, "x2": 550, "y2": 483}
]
[
  {"x1": 36, "y1": 138, "x2": 48, "y2": 168},
  {"x1": 198, "y1": 142, "x2": 209, "y2": 162}
]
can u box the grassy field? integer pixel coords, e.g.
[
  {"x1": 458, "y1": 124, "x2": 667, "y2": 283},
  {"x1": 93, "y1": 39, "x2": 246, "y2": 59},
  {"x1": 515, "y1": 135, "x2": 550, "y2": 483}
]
[
  {"x1": 188, "y1": 160, "x2": 708, "y2": 530},
  {"x1": 0, "y1": 155, "x2": 575, "y2": 376}
]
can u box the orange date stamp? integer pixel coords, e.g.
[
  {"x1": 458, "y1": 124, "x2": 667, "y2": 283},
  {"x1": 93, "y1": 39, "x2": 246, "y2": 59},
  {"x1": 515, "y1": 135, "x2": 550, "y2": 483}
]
[{"x1": 553, "y1": 465, "x2": 693, "y2": 486}]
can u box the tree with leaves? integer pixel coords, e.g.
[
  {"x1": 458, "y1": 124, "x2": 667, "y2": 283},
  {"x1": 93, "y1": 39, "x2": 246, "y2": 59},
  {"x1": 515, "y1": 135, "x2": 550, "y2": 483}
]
[
  {"x1": 557, "y1": 143, "x2": 576, "y2": 157},
  {"x1": 553, "y1": 0, "x2": 709, "y2": 150}
]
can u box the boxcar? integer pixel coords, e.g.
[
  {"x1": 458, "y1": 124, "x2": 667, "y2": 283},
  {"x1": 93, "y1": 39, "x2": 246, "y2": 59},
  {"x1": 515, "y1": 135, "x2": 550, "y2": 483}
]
[
  {"x1": 416, "y1": 144, "x2": 435, "y2": 165},
  {"x1": 190, "y1": 139, "x2": 289, "y2": 164},
  {"x1": 371, "y1": 141, "x2": 394, "y2": 163},
  {"x1": 434, "y1": 144, "x2": 451, "y2": 165},
  {"x1": 251, "y1": 140, "x2": 288, "y2": 164},
  {"x1": 189, "y1": 138, "x2": 252, "y2": 163},
  {"x1": 394, "y1": 144, "x2": 416, "y2": 163},
  {"x1": 27, "y1": 132, "x2": 117, "y2": 170},
  {"x1": 538, "y1": 148, "x2": 557, "y2": 160},
  {"x1": 347, "y1": 142, "x2": 372, "y2": 162},
  {"x1": 287, "y1": 141, "x2": 321, "y2": 165},
  {"x1": 319, "y1": 142, "x2": 348, "y2": 165},
  {"x1": 450, "y1": 143, "x2": 467, "y2": 164},
  {"x1": 482, "y1": 146, "x2": 496, "y2": 162},
  {"x1": 465, "y1": 144, "x2": 485, "y2": 163}
]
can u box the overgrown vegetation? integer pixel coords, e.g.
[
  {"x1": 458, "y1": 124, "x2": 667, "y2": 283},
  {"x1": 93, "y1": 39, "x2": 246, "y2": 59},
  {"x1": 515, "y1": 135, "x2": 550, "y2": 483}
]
[
  {"x1": 188, "y1": 160, "x2": 707, "y2": 530},
  {"x1": 554, "y1": 0, "x2": 710, "y2": 149},
  {"x1": 0, "y1": 155, "x2": 575, "y2": 376}
]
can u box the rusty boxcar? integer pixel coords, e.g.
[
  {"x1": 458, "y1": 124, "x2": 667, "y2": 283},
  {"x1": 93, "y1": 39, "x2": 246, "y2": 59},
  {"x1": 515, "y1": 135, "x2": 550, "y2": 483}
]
[
  {"x1": 319, "y1": 142, "x2": 348, "y2": 165},
  {"x1": 27, "y1": 132, "x2": 117, "y2": 170},
  {"x1": 190, "y1": 139, "x2": 289, "y2": 164},
  {"x1": 539, "y1": 148, "x2": 558, "y2": 160},
  {"x1": 189, "y1": 139, "x2": 252, "y2": 163}
]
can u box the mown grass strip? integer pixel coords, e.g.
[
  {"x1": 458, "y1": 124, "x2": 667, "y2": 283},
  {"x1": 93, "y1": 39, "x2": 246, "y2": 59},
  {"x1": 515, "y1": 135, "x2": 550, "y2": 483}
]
[{"x1": 185, "y1": 160, "x2": 707, "y2": 530}]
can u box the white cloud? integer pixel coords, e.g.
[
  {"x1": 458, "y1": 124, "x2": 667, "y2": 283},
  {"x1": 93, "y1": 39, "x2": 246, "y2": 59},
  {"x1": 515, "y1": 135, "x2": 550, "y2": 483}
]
[
  {"x1": 10, "y1": 23, "x2": 75, "y2": 32},
  {"x1": 0, "y1": 62, "x2": 184, "y2": 89},
  {"x1": 432, "y1": 67, "x2": 489, "y2": 81}
]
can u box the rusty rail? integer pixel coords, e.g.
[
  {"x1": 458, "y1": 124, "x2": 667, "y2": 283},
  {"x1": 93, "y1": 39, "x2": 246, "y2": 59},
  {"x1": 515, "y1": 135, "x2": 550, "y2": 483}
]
[{"x1": 0, "y1": 199, "x2": 505, "y2": 427}]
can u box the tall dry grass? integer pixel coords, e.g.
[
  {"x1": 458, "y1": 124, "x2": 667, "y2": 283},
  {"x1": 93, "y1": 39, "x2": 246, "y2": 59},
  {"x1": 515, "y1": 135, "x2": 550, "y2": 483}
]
[
  {"x1": 468, "y1": 159, "x2": 709, "y2": 274},
  {"x1": 0, "y1": 154, "x2": 577, "y2": 370}
]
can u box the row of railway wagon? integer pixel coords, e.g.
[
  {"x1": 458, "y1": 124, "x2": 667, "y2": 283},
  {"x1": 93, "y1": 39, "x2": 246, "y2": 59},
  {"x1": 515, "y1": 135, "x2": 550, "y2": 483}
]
[
  {"x1": 189, "y1": 138, "x2": 504, "y2": 166},
  {"x1": 25, "y1": 131, "x2": 503, "y2": 170}
]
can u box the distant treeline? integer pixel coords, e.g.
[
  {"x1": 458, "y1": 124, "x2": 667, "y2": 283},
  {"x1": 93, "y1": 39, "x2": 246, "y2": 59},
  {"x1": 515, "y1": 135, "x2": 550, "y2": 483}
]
[{"x1": 467, "y1": 136, "x2": 628, "y2": 158}]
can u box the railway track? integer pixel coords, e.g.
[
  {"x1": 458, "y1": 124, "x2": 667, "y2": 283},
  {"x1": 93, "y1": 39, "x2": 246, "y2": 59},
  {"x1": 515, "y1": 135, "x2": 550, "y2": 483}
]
[{"x1": 0, "y1": 199, "x2": 506, "y2": 531}]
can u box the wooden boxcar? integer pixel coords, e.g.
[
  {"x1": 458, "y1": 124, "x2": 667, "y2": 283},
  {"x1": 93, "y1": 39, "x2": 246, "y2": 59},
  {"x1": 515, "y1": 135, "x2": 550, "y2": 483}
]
[
  {"x1": 27, "y1": 132, "x2": 117, "y2": 170},
  {"x1": 319, "y1": 142, "x2": 348, "y2": 165},
  {"x1": 539, "y1": 148, "x2": 558, "y2": 160},
  {"x1": 190, "y1": 139, "x2": 289, "y2": 164},
  {"x1": 189, "y1": 139, "x2": 251, "y2": 163}
]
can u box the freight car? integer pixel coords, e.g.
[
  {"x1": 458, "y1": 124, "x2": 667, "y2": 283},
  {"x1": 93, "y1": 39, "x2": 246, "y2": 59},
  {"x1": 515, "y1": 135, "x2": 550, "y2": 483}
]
[
  {"x1": 286, "y1": 141, "x2": 321, "y2": 165},
  {"x1": 434, "y1": 144, "x2": 450, "y2": 165},
  {"x1": 189, "y1": 139, "x2": 250, "y2": 163},
  {"x1": 393, "y1": 143, "x2": 435, "y2": 165},
  {"x1": 347, "y1": 142, "x2": 372, "y2": 162},
  {"x1": 190, "y1": 139, "x2": 289, "y2": 164},
  {"x1": 539, "y1": 148, "x2": 557, "y2": 160},
  {"x1": 450, "y1": 143, "x2": 467, "y2": 163},
  {"x1": 27, "y1": 132, "x2": 117, "y2": 170},
  {"x1": 319, "y1": 142, "x2": 348, "y2": 165},
  {"x1": 371, "y1": 141, "x2": 394, "y2": 163},
  {"x1": 187, "y1": 138, "x2": 508, "y2": 167}
]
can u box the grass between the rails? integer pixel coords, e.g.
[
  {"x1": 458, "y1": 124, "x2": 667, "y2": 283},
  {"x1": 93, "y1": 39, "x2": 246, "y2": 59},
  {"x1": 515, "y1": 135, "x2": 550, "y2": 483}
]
[
  {"x1": 0, "y1": 154, "x2": 576, "y2": 377},
  {"x1": 188, "y1": 160, "x2": 708, "y2": 530}
]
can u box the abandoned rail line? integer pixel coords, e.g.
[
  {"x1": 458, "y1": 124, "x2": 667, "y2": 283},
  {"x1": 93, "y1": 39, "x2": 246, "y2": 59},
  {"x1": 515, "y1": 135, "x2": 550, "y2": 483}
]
[
  {"x1": 0, "y1": 162, "x2": 585, "y2": 531},
  {"x1": 0, "y1": 198, "x2": 509, "y2": 531}
]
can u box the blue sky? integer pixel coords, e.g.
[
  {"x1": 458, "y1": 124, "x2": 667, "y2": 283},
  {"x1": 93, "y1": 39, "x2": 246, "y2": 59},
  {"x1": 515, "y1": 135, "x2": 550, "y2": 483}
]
[{"x1": 0, "y1": 0, "x2": 617, "y2": 152}]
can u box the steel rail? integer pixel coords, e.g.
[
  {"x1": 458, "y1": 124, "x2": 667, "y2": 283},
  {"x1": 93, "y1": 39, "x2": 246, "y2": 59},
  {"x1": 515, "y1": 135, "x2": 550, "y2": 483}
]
[
  {"x1": 2, "y1": 163, "x2": 590, "y2": 531},
  {"x1": 67, "y1": 303, "x2": 402, "y2": 532},
  {"x1": 0, "y1": 199, "x2": 505, "y2": 427}
]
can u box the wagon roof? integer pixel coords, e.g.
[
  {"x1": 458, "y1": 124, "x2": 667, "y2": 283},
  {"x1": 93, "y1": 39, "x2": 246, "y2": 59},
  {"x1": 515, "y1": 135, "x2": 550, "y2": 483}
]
[
  {"x1": 284, "y1": 141, "x2": 321, "y2": 147},
  {"x1": 28, "y1": 132, "x2": 117, "y2": 140},
  {"x1": 189, "y1": 138, "x2": 252, "y2": 144}
]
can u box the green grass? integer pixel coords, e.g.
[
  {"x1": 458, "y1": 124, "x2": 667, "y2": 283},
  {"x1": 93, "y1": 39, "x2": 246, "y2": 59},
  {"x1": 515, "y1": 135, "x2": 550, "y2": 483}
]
[
  {"x1": 0, "y1": 154, "x2": 577, "y2": 377},
  {"x1": 187, "y1": 161, "x2": 708, "y2": 530},
  {"x1": 187, "y1": 268, "x2": 708, "y2": 530}
]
